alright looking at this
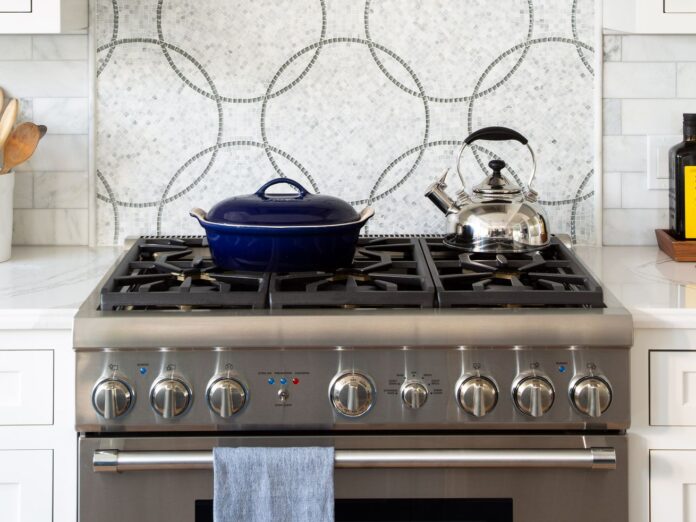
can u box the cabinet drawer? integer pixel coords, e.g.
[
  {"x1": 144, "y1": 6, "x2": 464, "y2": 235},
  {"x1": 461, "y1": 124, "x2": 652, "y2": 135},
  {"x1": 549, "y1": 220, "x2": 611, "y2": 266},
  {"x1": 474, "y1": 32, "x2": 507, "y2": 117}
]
[
  {"x1": 665, "y1": 0, "x2": 696, "y2": 13},
  {"x1": 0, "y1": 350, "x2": 52, "y2": 425},
  {"x1": 0, "y1": 0, "x2": 31, "y2": 13},
  {"x1": 0, "y1": 450, "x2": 52, "y2": 522},
  {"x1": 651, "y1": 450, "x2": 696, "y2": 522},
  {"x1": 650, "y1": 350, "x2": 696, "y2": 426}
]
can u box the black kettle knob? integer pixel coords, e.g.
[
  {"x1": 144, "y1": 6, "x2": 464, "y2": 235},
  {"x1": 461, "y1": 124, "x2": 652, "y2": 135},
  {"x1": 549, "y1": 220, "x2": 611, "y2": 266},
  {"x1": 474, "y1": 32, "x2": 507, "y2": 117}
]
[{"x1": 488, "y1": 160, "x2": 506, "y2": 175}]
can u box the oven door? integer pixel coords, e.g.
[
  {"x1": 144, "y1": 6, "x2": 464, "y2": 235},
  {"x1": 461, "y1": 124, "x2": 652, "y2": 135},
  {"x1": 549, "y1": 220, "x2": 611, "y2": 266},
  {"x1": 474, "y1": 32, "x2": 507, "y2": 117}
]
[{"x1": 79, "y1": 434, "x2": 627, "y2": 522}]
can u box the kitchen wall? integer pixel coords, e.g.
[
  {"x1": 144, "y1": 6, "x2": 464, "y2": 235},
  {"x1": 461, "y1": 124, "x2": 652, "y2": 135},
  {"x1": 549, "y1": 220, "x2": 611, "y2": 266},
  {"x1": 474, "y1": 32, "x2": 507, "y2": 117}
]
[
  {"x1": 603, "y1": 34, "x2": 696, "y2": 245},
  {"x1": 94, "y1": 0, "x2": 598, "y2": 246},
  {"x1": 6, "y1": 12, "x2": 693, "y2": 248},
  {"x1": 2, "y1": 35, "x2": 90, "y2": 245}
]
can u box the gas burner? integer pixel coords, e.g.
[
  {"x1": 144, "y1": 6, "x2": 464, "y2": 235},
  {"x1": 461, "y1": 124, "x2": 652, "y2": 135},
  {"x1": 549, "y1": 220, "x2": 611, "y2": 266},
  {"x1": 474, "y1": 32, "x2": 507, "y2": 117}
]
[
  {"x1": 268, "y1": 238, "x2": 435, "y2": 309},
  {"x1": 422, "y1": 238, "x2": 604, "y2": 308},
  {"x1": 100, "y1": 237, "x2": 268, "y2": 310}
]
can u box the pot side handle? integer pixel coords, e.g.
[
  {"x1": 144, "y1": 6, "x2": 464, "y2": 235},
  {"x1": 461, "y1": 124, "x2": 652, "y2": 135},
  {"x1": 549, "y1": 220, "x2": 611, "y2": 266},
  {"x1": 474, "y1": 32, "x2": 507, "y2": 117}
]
[
  {"x1": 189, "y1": 207, "x2": 209, "y2": 224},
  {"x1": 358, "y1": 207, "x2": 375, "y2": 224}
]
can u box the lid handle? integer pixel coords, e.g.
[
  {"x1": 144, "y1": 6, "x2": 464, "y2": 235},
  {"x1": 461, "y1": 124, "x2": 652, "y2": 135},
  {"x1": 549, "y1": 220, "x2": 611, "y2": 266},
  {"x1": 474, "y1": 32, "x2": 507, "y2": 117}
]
[
  {"x1": 255, "y1": 178, "x2": 309, "y2": 199},
  {"x1": 464, "y1": 126, "x2": 529, "y2": 145}
]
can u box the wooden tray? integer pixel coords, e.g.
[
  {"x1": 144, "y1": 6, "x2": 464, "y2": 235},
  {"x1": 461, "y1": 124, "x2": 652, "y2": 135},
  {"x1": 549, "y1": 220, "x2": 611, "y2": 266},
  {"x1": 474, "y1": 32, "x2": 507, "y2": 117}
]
[{"x1": 655, "y1": 229, "x2": 696, "y2": 261}]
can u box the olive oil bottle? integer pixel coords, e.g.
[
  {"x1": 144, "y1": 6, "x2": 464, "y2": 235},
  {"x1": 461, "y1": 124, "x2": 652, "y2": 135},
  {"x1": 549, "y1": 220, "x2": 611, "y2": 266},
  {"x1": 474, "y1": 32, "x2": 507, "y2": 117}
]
[{"x1": 669, "y1": 113, "x2": 696, "y2": 240}]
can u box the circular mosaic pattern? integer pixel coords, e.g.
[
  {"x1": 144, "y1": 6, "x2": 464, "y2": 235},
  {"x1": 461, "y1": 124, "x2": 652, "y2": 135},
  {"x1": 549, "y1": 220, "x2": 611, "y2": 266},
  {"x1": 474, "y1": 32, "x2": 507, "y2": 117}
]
[{"x1": 96, "y1": 0, "x2": 596, "y2": 245}]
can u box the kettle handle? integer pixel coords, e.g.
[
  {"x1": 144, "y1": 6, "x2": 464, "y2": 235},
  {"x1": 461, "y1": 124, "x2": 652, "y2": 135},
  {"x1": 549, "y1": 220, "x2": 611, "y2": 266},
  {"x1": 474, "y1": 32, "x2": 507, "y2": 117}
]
[
  {"x1": 456, "y1": 127, "x2": 538, "y2": 198},
  {"x1": 464, "y1": 126, "x2": 528, "y2": 145}
]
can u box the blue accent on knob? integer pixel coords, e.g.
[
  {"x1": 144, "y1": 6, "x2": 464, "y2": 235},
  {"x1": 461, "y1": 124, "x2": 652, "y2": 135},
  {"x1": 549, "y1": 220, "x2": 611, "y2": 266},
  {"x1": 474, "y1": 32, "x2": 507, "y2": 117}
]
[
  {"x1": 280, "y1": 378, "x2": 287, "y2": 385},
  {"x1": 558, "y1": 366, "x2": 566, "y2": 373},
  {"x1": 139, "y1": 367, "x2": 148, "y2": 375},
  {"x1": 268, "y1": 378, "x2": 275, "y2": 385}
]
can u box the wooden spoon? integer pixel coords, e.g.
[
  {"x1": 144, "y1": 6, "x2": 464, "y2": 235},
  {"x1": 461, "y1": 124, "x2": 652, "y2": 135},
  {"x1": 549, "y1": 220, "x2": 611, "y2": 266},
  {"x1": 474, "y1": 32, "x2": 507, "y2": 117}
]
[
  {"x1": 1, "y1": 122, "x2": 41, "y2": 174},
  {"x1": 0, "y1": 98, "x2": 18, "y2": 150}
]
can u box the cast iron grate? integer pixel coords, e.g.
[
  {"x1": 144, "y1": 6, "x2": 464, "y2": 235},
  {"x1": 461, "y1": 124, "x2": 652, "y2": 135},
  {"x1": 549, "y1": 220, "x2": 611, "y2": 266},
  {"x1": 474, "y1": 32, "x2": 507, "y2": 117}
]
[
  {"x1": 420, "y1": 237, "x2": 605, "y2": 308},
  {"x1": 268, "y1": 237, "x2": 435, "y2": 309},
  {"x1": 99, "y1": 237, "x2": 268, "y2": 310}
]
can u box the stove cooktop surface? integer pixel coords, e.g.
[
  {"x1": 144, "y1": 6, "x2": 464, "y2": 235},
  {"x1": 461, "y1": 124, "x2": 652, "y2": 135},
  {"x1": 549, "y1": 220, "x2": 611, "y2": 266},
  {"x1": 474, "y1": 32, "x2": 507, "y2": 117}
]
[{"x1": 99, "y1": 236, "x2": 605, "y2": 311}]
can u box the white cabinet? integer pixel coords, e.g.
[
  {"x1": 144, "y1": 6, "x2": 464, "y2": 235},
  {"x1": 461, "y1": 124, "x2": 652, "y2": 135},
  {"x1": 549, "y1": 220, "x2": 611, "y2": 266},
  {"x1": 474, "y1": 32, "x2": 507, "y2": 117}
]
[
  {"x1": 0, "y1": 0, "x2": 87, "y2": 34},
  {"x1": 651, "y1": 450, "x2": 696, "y2": 522},
  {"x1": 0, "y1": 450, "x2": 52, "y2": 522},
  {"x1": 650, "y1": 351, "x2": 696, "y2": 426},
  {"x1": 0, "y1": 331, "x2": 76, "y2": 522},
  {"x1": 0, "y1": 351, "x2": 53, "y2": 425},
  {"x1": 604, "y1": 0, "x2": 696, "y2": 33}
]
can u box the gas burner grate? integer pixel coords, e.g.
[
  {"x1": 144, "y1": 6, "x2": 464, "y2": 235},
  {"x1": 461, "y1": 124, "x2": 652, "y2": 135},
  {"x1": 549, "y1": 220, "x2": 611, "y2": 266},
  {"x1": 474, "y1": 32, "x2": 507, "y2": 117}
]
[
  {"x1": 100, "y1": 237, "x2": 268, "y2": 311},
  {"x1": 268, "y1": 237, "x2": 435, "y2": 309},
  {"x1": 421, "y1": 237, "x2": 605, "y2": 308}
]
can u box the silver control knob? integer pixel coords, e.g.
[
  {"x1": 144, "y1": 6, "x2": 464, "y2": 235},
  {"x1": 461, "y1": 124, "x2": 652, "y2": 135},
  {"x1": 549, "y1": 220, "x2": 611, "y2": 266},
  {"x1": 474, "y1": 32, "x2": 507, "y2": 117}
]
[
  {"x1": 329, "y1": 371, "x2": 375, "y2": 417},
  {"x1": 401, "y1": 380, "x2": 428, "y2": 409},
  {"x1": 207, "y1": 378, "x2": 246, "y2": 418},
  {"x1": 150, "y1": 377, "x2": 191, "y2": 418},
  {"x1": 514, "y1": 376, "x2": 555, "y2": 417},
  {"x1": 571, "y1": 376, "x2": 612, "y2": 417},
  {"x1": 457, "y1": 376, "x2": 498, "y2": 417},
  {"x1": 92, "y1": 378, "x2": 133, "y2": 419}
]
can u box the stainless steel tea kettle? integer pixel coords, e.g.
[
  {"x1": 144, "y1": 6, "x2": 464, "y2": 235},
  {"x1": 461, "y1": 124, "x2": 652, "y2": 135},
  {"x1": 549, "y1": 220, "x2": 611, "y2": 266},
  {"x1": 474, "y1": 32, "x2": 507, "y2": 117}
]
[{"x1": 425, "y1": 126, "x2": 550, "y2": 253}]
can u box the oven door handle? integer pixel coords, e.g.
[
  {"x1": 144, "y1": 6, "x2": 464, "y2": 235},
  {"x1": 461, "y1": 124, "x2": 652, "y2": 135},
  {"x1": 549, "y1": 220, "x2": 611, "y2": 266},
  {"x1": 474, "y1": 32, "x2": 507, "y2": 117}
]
[{"x1": 92, "y1": 447, "x2": 616, "y2": 472}]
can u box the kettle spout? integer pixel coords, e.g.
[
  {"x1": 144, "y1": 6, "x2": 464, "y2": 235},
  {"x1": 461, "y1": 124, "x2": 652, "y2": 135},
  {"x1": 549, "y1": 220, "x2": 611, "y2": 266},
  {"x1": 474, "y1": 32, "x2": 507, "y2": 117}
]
[{"x1": 425, "y1": 169, "x2": 457, "y2": 214}]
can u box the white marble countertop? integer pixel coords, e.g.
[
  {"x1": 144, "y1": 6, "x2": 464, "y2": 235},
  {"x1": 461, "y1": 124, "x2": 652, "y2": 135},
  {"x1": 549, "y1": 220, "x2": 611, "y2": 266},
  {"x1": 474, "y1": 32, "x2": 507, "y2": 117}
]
[
  {"x1": 0, "y1": 244, "x2": 693, "y2": 331},
  {"x1": 575, "y1": 245, "x2": 696, "y2": 329},
  {"x1": 0, "y1": 246, "x2": 120, "y2": 330}
]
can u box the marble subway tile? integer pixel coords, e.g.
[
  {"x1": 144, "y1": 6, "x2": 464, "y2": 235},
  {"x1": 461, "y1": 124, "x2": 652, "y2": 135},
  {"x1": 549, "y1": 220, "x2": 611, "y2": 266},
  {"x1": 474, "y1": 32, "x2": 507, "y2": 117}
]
[
  {"x1": 15, "y1": 97, "x2": 33, "y2": 123},
  {"x1": 603, "y1": 62, "x2": 676, "y2": 98},
  {"x1": 622, "y1": 99, "x2": 696, "y2": 135},
  {"x1": 54, "y1": 209, "x2": 88, "y2": 245},
  {"x1": 33, "y1": 98, "x2": 89, "y2": 134},
  {"x1": 32, "y1": 35, "x2": 88, "y2": 60},
  {"x1": 0, "y1": 36, "x2": 32, "y2": 60},
  {"x1": 0, "y1": 61, "x2": 88, "y2": 97},
  {"x1": 603, "y1": 35, "x2": 621, "y2": 62},
  {"x1": 34, "y1": 171, "x2": 88, "y2": 209},
  {"x1": 622, "y1": 35, "x2": 696, "y2": 62},
  {"x1": 12, "y1": 208, "x2": 88, "y2": 245},
  {"x1": 603, "y1": 208, "x2": 668, "y2": 245},
  {"x1": 677, "y1": 63, "x2": 696, "y2": 98},
  {"x1": 12, "y1": 209, "x2": 55, "y2": 245},
  {"x1": 603, "y1": 136, "x2": 647, "y2": 172},
  {"x1": 15, "y1": 135, "x2": 88, "y2": 172},
  {"x1": 603, "y1": 99, "x2": 621, "y2": 135},
  {"x1": 12, "y1": 172, "x2": 33, "y2": 209},
  {"x1": 602, "y1": 171, "x2": 622, "y2": 209},
  {"x1": 621, "y1": 172, "x2": 669, "y2": 208}
]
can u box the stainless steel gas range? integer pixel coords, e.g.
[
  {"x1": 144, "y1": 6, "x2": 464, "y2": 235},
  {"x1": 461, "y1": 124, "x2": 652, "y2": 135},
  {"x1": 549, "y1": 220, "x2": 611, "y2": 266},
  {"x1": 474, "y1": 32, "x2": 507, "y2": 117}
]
[{"x1": 75, "y1": 236, "x2": 632, "y2": 522}]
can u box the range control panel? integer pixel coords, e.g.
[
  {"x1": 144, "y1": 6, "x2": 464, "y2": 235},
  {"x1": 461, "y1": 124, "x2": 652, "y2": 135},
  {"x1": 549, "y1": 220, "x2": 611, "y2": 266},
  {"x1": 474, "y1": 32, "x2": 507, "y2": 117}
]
[{"x1": 76, "y1": 347, "x2": 629, "y2": 432}]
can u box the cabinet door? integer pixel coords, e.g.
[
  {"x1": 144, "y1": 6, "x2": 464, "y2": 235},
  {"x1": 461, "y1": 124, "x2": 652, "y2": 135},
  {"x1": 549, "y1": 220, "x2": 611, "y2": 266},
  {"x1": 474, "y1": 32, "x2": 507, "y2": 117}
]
[
  {"x1": 0, "y1": 0, "x2": 87, "y2": 33},
  {"x1": 650, "y1": 351, "x2": 696, "y2": 426},
  {"x1": 652, "y1": 450, "x2": 696, "y2": 522},
  {"x1": 0, "y1": 450, "x2": 52, "y2": 522},
  {"x1": 0, "y1": 350, "x2": 53, "y2": 425}
]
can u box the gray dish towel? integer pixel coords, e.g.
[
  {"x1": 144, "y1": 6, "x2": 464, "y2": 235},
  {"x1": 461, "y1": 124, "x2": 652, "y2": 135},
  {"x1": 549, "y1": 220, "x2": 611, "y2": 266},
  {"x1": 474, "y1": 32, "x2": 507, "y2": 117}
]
[{"x1": 213, "y1": 446, "x2": 335, "y2": 522}]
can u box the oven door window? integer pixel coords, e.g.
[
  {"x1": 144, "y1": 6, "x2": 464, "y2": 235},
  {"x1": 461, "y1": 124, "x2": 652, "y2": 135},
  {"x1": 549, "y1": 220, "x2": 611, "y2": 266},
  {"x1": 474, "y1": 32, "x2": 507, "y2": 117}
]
[{"x1": 195, "y1": 499, "x2": 512, "y2": 521}]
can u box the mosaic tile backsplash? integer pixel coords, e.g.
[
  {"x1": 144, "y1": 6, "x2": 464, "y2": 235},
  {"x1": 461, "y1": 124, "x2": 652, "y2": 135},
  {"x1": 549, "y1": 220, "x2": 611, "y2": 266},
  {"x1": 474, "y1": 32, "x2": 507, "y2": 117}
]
[{"x1": 95, "y1": 0, "x2": 596, "y2": 245}]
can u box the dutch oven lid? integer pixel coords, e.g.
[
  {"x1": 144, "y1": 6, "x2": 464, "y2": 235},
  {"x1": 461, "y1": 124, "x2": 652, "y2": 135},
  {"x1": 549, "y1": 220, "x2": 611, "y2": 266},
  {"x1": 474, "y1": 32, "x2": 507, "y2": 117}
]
[{"x1": 206, "y1": 178, "x2": 361, "y2": 227}]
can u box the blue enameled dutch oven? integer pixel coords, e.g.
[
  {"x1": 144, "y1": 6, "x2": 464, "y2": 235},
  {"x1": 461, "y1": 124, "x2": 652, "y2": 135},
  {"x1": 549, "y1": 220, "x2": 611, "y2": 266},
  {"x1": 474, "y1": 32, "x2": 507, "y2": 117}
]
[{"x1": 190, "y1": 178, "x2": 375, "y2": 271}]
